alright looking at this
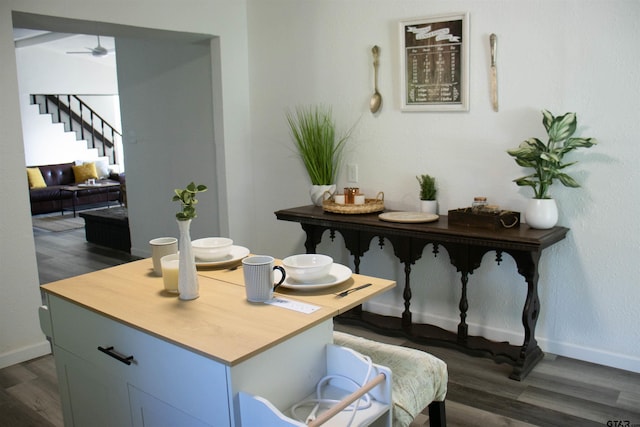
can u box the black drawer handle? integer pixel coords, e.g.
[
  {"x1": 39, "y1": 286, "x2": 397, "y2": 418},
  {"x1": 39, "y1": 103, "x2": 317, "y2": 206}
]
[{"x1": 97, "y1": 346, "x2": 134, "y2": 365}]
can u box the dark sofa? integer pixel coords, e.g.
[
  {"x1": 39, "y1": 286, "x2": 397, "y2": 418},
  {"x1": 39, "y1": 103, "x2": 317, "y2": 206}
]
[{"x1": 28, "y1": 162, "x2": 124, "y2": 215}]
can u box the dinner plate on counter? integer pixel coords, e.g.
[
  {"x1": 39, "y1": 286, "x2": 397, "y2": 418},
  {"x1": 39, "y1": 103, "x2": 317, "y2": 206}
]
[
  {"x1": 280, "y1": 263, "x2": 352, "y2": 291},
  {"x1": 378, "y1": 211, "x2": 439, "y2": 223},
  {"x1": 195, "y1": 245, "x2": 250, "y2": 267}
]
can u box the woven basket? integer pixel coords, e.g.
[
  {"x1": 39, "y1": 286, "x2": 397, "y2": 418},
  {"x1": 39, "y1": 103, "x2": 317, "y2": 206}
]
[{"x1": 323, "y1": 192, "x2": 384, "y2": 214}]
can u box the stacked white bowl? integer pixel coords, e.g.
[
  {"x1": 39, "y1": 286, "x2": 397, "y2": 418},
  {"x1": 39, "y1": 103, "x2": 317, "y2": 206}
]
[
  {"x1": 191, "y1": 237, "x2": 233, "y2": 261},
  {"x1": 282, "y1": 254, "x2": 333, "y2": 282}
]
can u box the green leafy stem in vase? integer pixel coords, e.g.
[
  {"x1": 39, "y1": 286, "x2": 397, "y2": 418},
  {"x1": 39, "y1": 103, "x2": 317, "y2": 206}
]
[
  {"x1": 173, "y1": 182, "x2": 208, "y2": 221},
  {"x1": 507, "y1": 110, "x2": 597, "y2": 199}
]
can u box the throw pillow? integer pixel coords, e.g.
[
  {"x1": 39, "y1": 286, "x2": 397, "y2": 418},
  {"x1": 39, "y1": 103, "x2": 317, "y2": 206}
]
[
  {"x1": 27, "y1": 167, "x2": 47, "y2": 188},
  {"x1": 93, "y1": 158, "x2": 111, "y2": 179},
  {"x1": 72, "y1": 162, "x2": 98, "y2": 183}
]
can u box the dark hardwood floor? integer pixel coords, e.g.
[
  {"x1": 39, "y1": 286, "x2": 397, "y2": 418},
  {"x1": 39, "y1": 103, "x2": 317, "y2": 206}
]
[
  {"x1": 1, "y1": 224, "x2": 638, "y2": 426},
  {"x1": 33, "y1": 220, "x2": 139, "y2": 286}
]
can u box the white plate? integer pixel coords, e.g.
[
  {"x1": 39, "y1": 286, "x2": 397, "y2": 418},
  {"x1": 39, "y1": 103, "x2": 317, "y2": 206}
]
[
  {"x1": 195, "y1": 245, "x2": 249, "y2": 267},
  {"x1": 378, "y1": 211, "x2": 439, "y2": 223},
  {"x1": 280, "y1": 263, "x2": 352, "y2": 291}
]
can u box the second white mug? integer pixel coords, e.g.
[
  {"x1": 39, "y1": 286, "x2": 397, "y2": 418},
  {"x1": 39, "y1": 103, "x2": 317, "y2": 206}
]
[{"x1": 242, "y1": 255, "x2": 286, "y2": 302}]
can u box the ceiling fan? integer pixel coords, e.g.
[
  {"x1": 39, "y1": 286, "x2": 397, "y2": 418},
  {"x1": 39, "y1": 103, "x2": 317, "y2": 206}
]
[{"x1": 66, "y1": 35, "x2": 112, "y2": 57}]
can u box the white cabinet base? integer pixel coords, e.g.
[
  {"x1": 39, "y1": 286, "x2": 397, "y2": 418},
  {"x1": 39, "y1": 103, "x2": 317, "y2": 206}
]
[{"x1": 42, "y1": 294, "x2": 337, "y2": 427}]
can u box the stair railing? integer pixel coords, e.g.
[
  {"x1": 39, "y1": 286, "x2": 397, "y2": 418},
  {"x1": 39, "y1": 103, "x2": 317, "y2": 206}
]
[{"x1": 31, "y1": 94, "x2": 121, "y2": 165}]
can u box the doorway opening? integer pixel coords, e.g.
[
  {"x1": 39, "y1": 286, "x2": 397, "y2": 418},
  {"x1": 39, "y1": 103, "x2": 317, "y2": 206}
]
[{"x1": 13, "y1": 12, "x2": 221, "y2": 283}]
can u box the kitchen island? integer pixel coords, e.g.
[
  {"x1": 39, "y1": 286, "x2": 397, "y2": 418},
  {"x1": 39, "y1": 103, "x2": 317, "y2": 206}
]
[{"x1": 39, "y1": 258, "x2": 395, "y2": 426}]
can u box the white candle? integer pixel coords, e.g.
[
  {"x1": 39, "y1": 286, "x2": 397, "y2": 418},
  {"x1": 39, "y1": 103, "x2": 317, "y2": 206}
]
[
  {"x1": 354, "y1": 195, "x2": 365, "y2": 205},
  {"x1": 161, "y1": 255, "x2": 180, "y2": 293},
  {"x1": 334, "y1": 194, "x2": 345, "y2": 204}
]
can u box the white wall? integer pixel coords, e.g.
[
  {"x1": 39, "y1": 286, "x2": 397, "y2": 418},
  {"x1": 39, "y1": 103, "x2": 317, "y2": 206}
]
[
  {"x1": 16, "y1": 41, "x2": 117, "y2": 93},
  {"x1": 0, "y1": 1, "x2": 252, "y2": 368},
  {"x1": 116, "y1": 35, "x2": 222, "y2": 255},
  {"x1": 246, "y1": 0, "x2": 640, "y2": 372}
]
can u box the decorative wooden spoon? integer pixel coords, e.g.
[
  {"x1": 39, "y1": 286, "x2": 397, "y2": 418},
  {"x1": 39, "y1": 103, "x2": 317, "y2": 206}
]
[{"x1": 370, "y1": 45, "x2": 382, "y2": 113}]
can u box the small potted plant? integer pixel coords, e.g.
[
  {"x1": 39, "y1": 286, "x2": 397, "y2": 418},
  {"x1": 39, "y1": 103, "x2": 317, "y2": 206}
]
[
  {"x1": 416, "y1": 174, "x2": 437, "y2": 214},
  {"x1": 507, "y1": 110, "x2": 597, "y2": 229},
  {"x1": 286, "y1": 105, "x2": 352, "y2": 206},
  {"x1": 172, "y1": 182, "x2": 207, "y2": 300}
]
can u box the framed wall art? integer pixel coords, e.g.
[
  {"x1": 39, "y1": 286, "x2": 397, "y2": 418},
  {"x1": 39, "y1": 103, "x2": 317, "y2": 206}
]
[{"x1": 399, "y1": 12, "x2": 469, "y2": 112}]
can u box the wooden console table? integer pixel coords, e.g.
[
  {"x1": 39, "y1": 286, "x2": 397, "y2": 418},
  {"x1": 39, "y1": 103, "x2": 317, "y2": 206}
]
[{"x1": 275, "y1": 205, "x2": 569, "y2": 380}]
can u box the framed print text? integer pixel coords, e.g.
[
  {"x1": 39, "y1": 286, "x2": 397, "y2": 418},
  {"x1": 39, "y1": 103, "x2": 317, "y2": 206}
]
[{"x1": 400, "y1": 13, "x2": 469, "y2": 111}]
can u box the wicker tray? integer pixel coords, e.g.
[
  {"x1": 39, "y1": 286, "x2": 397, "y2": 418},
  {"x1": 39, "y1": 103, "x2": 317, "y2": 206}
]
[{"x1": 323, "y1": 192, "x2": 384, "y2": 214}]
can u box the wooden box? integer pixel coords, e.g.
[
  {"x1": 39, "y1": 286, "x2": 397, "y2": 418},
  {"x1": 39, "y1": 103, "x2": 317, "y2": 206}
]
[{"x1": 448, "y1": 208, "x2": 520, "y2": 230}]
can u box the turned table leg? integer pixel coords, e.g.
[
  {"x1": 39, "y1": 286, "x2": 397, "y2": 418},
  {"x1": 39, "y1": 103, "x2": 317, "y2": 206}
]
[
  {"x1": 457, "y1": 271, "x2": 469, "y2": 342},
  {"x1": 508, "y1": 249, "x2": 544, "y2": 380}
]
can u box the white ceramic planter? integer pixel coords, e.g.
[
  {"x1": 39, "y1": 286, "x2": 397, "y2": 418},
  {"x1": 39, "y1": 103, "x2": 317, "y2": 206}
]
[
  {"x1": 309, "y1": 184, "x2": 336, "y2": 206},
  {"x1": 525, "y1": 198, "x2": 558, "y2": 229},
  {"x1": 420, "y1": 199, "x2": 438, "y2": 215}
]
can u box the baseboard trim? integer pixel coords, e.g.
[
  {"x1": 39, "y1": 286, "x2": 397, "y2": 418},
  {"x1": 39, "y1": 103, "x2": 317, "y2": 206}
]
[
  {"x1": 542, "y1": 339, "x2": 640, "y2": 374},
  {"x1": 364, "y1": 301, "x2": 640, "y2": 374},
  {"x1": 0, "y1": 339, "x2": 52, "y2": 369}
]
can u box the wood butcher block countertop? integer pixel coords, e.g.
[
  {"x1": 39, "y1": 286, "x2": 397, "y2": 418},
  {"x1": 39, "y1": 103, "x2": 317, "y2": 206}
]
[{"x1": 41, "y1": 259, "x2": 395, "y2": 366}]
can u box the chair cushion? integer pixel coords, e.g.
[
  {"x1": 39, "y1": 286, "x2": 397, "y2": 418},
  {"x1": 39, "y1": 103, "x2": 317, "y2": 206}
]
[{"x1": 333, "y1": 331, "x2": 447, "y2": 427}]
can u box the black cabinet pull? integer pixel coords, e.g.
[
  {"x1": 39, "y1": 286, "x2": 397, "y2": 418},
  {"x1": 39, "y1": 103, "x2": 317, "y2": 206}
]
[{"x1": 97, "y1": 346, "x2": 134, "y2": 365}]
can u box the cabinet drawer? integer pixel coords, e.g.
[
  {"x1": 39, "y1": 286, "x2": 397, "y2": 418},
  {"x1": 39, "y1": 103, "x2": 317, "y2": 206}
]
[{"x1": 49, "y1": 295, "x2": 230, "y2": 425}]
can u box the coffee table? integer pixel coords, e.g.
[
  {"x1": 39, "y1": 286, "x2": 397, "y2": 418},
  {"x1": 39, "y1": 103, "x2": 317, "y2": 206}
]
[{"x1": 60, "y1": 182, "x2": 120, "y2": 217}]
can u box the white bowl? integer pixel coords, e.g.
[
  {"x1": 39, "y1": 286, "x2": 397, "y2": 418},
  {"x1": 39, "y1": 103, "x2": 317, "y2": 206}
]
[
  {"x1": 191, "y1": 237, "x2": 233, "y2": 261},
  {"x1": 282, "y1": 254, "x2": 333, "y2": 282}
]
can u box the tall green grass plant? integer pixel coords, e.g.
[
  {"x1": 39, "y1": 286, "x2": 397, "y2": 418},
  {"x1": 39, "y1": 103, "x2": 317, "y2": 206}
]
[{"x1": 286, "y1": 105, "x2": 351, "y2": 185}]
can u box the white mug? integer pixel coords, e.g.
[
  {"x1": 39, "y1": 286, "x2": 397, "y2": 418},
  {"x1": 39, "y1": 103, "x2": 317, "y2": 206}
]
[
  {"x1": 242, "y1": 255, "x2": 286, "y2": 302},
  {"x1": 150, "y1": 237, "x2": 178, "y2": 276}
]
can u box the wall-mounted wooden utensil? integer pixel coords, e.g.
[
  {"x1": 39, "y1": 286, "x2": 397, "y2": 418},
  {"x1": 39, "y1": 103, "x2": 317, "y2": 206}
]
[
  {"x1": 490, "y1": 34, "x2": 499, "y2": 112},
  {"x1": 370, "y1": 45, "x2": 382, "y2": 113}
]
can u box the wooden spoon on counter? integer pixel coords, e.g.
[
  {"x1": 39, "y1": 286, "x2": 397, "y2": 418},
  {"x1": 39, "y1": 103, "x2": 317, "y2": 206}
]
[{"x1": 370, "y1": 45, "x2": 382, "y2": 113}]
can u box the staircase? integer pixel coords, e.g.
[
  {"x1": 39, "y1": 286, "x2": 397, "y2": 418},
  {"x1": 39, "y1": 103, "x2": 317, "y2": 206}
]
[{"x1": 30, "y1": 94, "x2": 121, "y2": 166}]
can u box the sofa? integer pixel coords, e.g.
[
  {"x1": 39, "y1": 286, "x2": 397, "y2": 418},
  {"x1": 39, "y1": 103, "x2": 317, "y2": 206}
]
[{"x1": 27, "y1": 162, "x2": 124, "y2": 215}]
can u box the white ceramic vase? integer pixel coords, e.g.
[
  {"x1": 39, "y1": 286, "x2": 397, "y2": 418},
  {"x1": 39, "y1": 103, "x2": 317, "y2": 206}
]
[
  {"x1": 309, "y1": 184, "x2": 336, "y2": 206},
  {"x1": 525, "y1": 198, "x2": 558, "y2": 229},
  {"x1": 177, "y1": 219, "x2": 199, "y2": 300},
  {"x1": 420, "y1": 199, "x2": 438, "y2": 215}
]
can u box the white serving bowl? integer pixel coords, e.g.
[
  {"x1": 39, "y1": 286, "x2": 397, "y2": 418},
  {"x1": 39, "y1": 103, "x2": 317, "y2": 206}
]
[
  {"x1": 282, "y1": 254, "x2": 333, "y2": 282},
  {"x1": 191, "y1": 237, "x2": 233, "y2": 261}
]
